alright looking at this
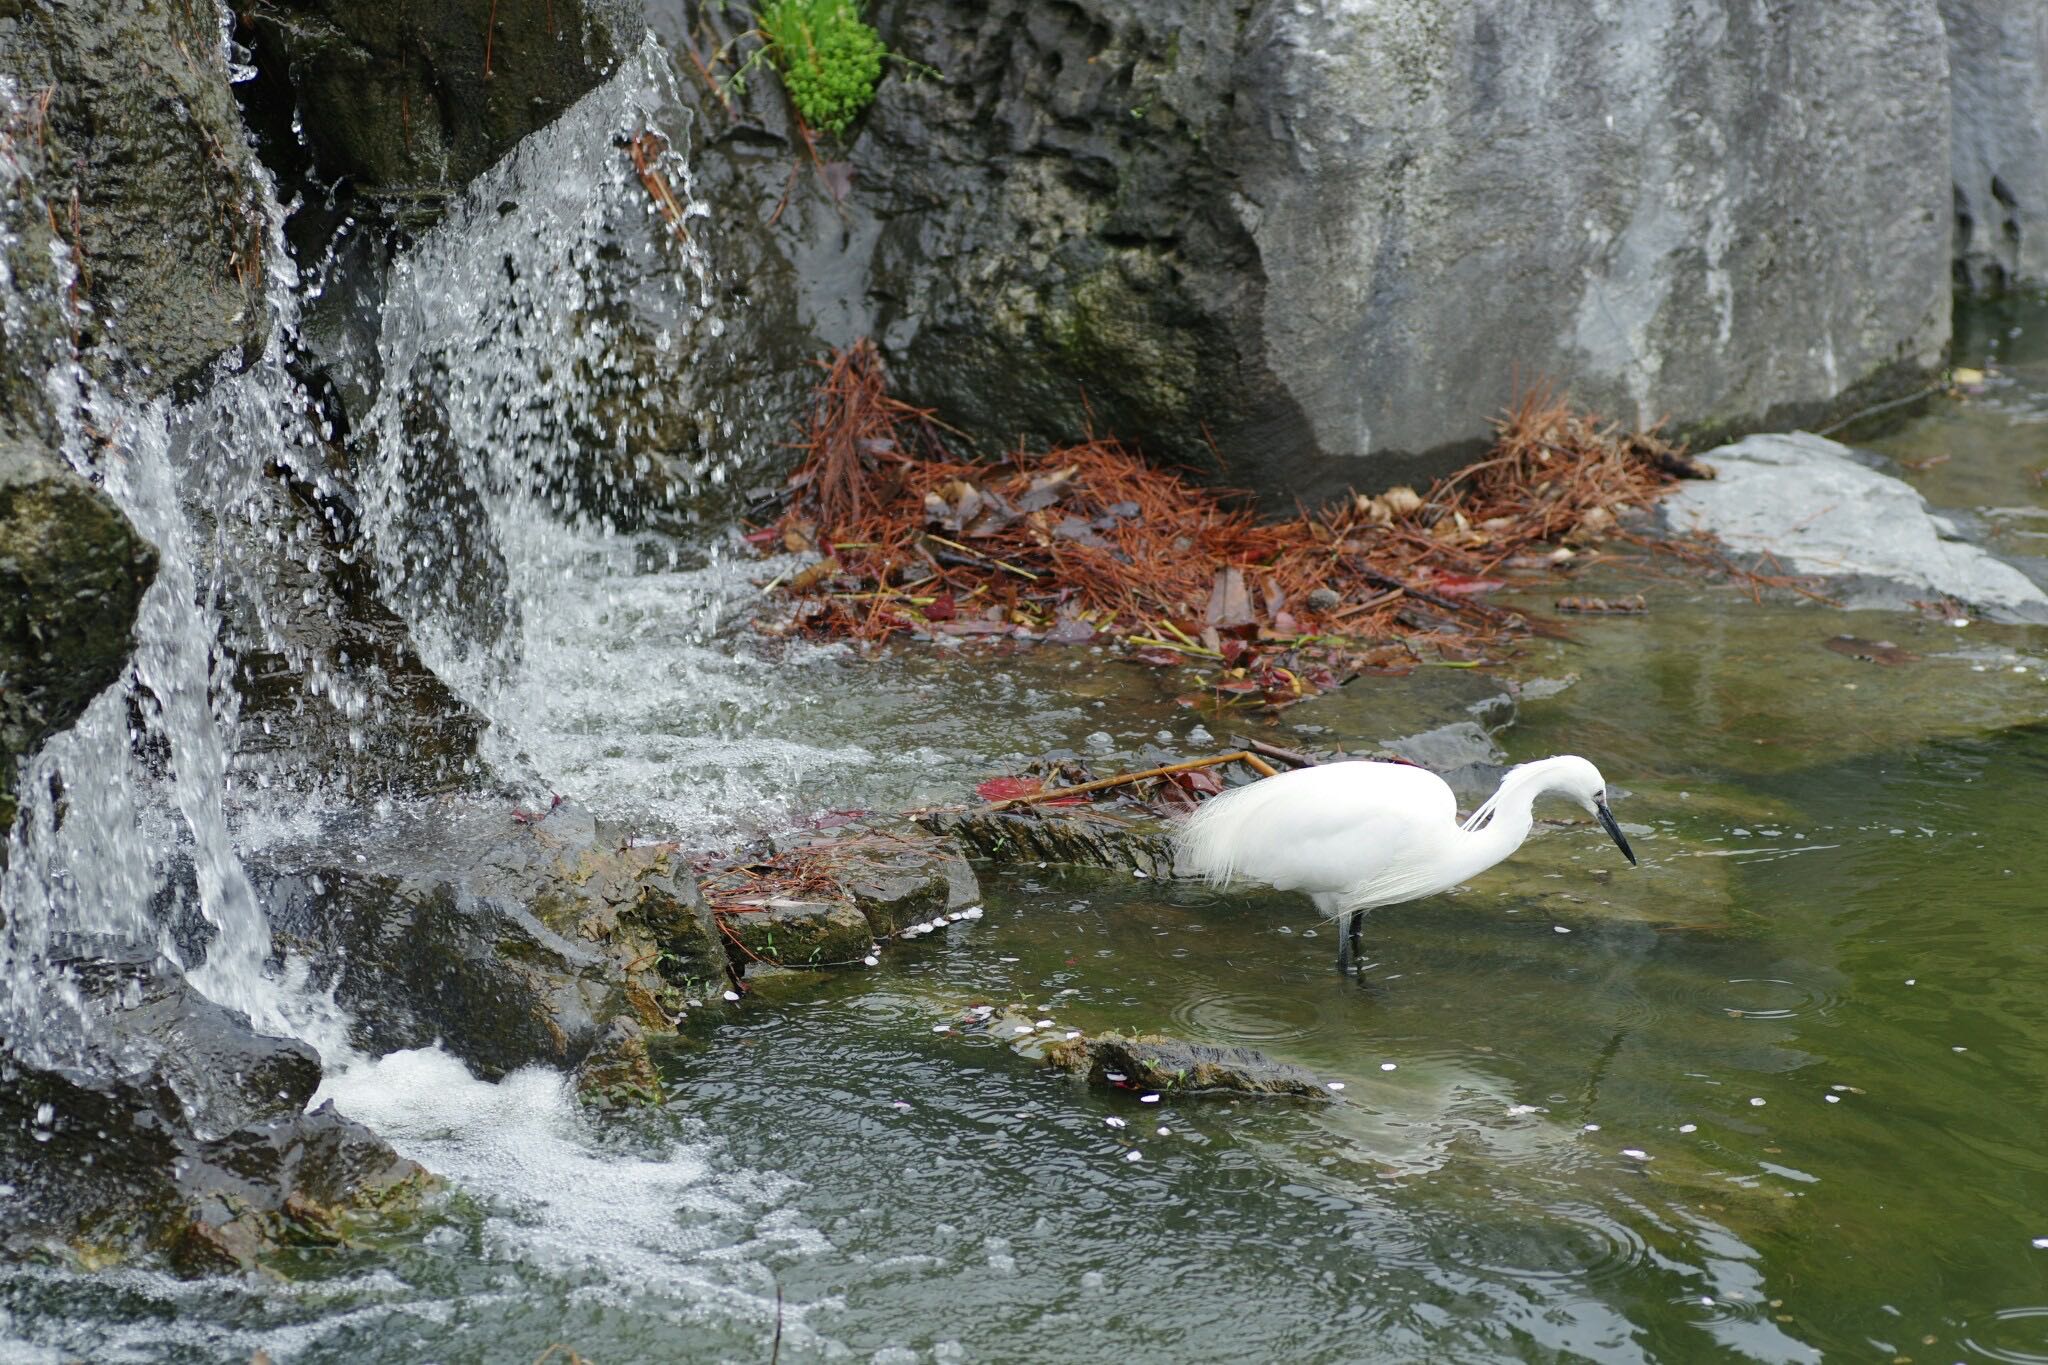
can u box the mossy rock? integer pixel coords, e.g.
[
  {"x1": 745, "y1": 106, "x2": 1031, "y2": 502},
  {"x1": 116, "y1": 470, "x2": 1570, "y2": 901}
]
[
  {"x1": 571, "y1": 1017, "x2": 665, "y2": 1112},
  {"x1": 720, "y1": 900, "x2": 874, "y2": 971}
]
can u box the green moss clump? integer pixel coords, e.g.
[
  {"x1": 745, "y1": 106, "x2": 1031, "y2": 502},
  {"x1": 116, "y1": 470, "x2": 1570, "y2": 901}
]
[{"x1": 758, "y1": 0, "x2": 886, "y2": 135}]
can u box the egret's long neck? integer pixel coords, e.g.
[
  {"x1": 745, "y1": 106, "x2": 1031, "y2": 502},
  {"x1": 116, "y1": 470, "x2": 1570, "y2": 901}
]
[{"x1": 1452, "y1": 763, "x2": 1563, "y2": 879}]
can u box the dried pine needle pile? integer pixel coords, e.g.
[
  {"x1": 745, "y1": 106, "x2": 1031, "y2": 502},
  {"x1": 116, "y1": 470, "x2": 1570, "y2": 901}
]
[{"x1": 748, "y1": 340, "x2": 1710, "y2": 708}]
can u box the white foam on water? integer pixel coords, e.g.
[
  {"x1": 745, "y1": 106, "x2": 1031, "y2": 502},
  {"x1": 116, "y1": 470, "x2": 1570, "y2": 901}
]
[{"x1": 309, "y1": 1047, "x2": 836, "y2": 1350}]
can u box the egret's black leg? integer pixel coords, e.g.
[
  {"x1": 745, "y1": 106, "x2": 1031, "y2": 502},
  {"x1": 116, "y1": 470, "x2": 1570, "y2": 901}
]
[
  {"x1": 1335, "y1": 910, "x2": 1357, "y2": 974},
  {"x1": 1346, "y1": 908, "x2": 1365, "y2": 973}
]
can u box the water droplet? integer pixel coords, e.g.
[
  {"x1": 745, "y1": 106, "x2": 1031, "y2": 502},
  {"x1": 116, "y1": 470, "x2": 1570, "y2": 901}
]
[
  {"x1": 1124, "y1": 1150, "x2": 1143, "y2": 1163},
  {"x1": 1554, "y1": 925, "x2": 1572, "y2": 934},
  {"x1": 1104, "y1": 1117, "x2": 1126, "y2": 1129},
  {"x1": 1621, "y1": 1148, "x2": 1650, "y2": 1160},
  {"x1": 1825, "y1": 1094, "x2": 1840, "y2": 1104},
  {"x1": 1326, "y1": 1081, "x2": 1347, "y2": 1092},
  {"x1": 1679, "y1": 1123, "x2": 1698, "y2": 1133},
  {"x1": 722, "y1": 990, "x2": 740, "y2": 1002},
  {"x1": 1583, "y1": 1123, "x2": 1601, "y2": 1132},
  {"x1": 1380, "y1": 1062, "x2": 1397, "y2": 1072},
  {"x1": 1140, "y1": 1093, "x2": 1161, "y2": 1104},
  {"x1": 1750, "y1": 1097, "x2": 1767, "y2": 1107}
]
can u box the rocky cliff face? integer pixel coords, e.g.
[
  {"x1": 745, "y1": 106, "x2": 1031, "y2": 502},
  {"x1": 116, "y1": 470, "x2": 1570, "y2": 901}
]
[
  {"x1": 1942, "y1": 0, "x2": 2048, "y2": 291},
  {"x1": 673, "y1": 0, "x2": 1954, "y2": 499}
]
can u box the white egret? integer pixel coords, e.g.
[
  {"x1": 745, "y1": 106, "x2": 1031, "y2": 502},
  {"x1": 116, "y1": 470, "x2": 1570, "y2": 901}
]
[{"x1": 1174, "y1": 755, "x2": 1636, "y2": 972}]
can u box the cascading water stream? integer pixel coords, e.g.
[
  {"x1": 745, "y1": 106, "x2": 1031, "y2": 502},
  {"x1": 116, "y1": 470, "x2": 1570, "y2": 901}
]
[{"x1": 0, "y1": 33, "x2": 718, "y2": 1070}]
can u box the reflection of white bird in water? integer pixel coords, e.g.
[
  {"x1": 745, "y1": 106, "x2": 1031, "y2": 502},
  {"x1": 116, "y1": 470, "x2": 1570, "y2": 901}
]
[{"x1": 1174, "y1": 755, "x2": 1636, "y2": 973}]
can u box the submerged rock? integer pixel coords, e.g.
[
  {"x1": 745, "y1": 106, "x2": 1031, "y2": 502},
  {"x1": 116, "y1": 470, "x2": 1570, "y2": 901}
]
[
  {"x1": 1667, "y1": 431, "x2": 2048, "y2": 620},
  {"x1": 1044, "y1": 1031, "x2": 1335, "y2": 1101},
  {"x1": 258, "y1": 801, "x2": 726, "y2": 1079},
  {"x1": 0, "y1": 962, "x2": 428, "y2": 1274}
]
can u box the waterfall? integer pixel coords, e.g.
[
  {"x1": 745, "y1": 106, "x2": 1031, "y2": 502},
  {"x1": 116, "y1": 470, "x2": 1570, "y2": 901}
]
[{"x1": 0, "y1": 35, "x2": 709, "y2": 1072}]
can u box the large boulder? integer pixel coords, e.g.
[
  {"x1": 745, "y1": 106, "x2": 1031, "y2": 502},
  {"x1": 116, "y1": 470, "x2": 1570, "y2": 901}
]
[
  {"x1": 681, "y1": 0, "x2": 1951, "y2": 501},
  {"x1": 1942, "y1": 1, "x2": 2048, "y2": 290},
  {"x1": 0, "y1": 0, "x2": 270, "y2": 395},
  {"x1": 1667, "y1": 430, "x2": 2048, "y2": 620}
]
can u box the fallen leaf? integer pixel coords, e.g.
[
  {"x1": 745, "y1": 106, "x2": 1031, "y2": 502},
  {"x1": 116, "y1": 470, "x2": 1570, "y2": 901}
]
[
  {"x1": 924, "y1": 594, "x2": 956, "y2": 621},
  {"x1": 1206, "y1": 566, "x2": 1256, "y2": 629},
  {"x1": 1130, "y1": 646, "x2": 1184, "y2": 667},
  {"x1": 976, "y1": 776, "x2": 1042, "y2": 801}
]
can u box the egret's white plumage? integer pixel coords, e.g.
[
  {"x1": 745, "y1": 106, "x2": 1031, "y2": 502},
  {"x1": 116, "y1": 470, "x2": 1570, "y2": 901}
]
[{"x1": 1175, "y1": 755, "x2": 1635, "y2": 971}]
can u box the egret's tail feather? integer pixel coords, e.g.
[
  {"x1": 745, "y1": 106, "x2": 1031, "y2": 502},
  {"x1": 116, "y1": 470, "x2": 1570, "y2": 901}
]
[{"x1": 1173, "y1": 778, "x2": 1298, "y2": 887}]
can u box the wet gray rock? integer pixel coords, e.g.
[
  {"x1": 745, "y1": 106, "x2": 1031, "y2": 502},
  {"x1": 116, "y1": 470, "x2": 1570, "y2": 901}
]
[
  {"x1": 685, "y1": 0, "x2": 1950, "y2": 501},
  {"x1": 1943, "y1": 1, "x2": 2048, "y2": 290},
  {"x1": 1668, "y1": 431, "x2": 2048, "y2": 621},
  {"x1": 816, "y1": 833, "x2": 981, "y2": 937},
  {"x1": 243, "y1": 0, "x2": 642, "y2": 223},
  {"x1": 0, "y1": 0, "x2": 269, "y2": 395},
  {"x1": 1045, "y1": 1031, "x2": 1334, "y2": 1100},
  {"x1": 0, "y1": 961, "x2": 427, "y2": 1274},
  {"x1": 0, "y1": 442, "x2": 157, "y2": 831},
  {"x1": 257, "y1": 801, "x2": 727, "y2": 1079}
]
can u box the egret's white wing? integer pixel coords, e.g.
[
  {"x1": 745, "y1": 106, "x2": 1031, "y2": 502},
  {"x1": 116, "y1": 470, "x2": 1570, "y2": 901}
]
[{"x1": 1174, "y1": 761, "x2": 1459, "y2": 910}]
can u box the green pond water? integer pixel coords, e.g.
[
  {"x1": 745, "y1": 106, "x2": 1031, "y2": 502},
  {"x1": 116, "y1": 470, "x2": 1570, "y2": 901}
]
[{"x1": 8, "y1": 304, "x2": 2048, "y2": 1363}]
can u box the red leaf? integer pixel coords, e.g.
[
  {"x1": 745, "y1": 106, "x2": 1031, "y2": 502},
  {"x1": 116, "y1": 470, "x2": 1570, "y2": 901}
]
[
  {"x1": 924, "y1": 594, "x2": 956, "y2": 621},
  {"x1": 742, "y1": 526, "x2": 780, "y2": 548},
  {"x1": 1212, "y1": 678, "x2": 1262, "y2": 695},
  {"x1": 976, "y1": 776, "x2": 1043, "y2": 801},
  {"x1": 1172, "y1": 769, "x2": 1225, "y2": 796},
  {"x1": 1130, "y1": 647, "x2": 1183, "y2": 667}
]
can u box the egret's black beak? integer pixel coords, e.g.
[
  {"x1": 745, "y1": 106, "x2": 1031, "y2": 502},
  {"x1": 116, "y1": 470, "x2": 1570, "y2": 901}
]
[{"x1": 1596, "y1": 800, "x2": 1637, "y2": 866}]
